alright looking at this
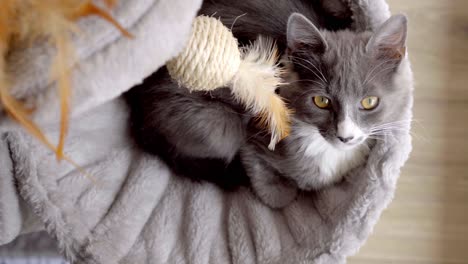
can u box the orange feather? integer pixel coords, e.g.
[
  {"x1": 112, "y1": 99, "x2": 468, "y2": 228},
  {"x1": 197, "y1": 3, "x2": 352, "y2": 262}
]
[{"x1": 0, "y1": 0, "x2": 131, "y2": 165}]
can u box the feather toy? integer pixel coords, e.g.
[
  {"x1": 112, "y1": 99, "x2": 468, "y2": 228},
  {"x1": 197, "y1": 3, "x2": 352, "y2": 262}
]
[{"x1": 166, "y1": 16, "x2": 291, "y2": 150}]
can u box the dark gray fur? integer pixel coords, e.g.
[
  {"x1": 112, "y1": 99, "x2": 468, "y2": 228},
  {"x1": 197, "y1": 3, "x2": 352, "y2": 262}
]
[
  {"x1": 200, "y1": 0, "x2": 352, "y2": 50},
  {"x1": 125, "y1": 68, "x2": 250, "y2": 190}
]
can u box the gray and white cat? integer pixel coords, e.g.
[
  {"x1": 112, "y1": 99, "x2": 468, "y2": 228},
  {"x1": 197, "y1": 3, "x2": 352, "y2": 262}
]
[
  {"x1": 125, "y1": 0, "x2": 412, "y2": 207},
  {"x1": 242, "y1": 13, "x2": 410, "y2": 208},
  {"x1": 125, "y1": 0, "x2": 352, "y2": 190}
]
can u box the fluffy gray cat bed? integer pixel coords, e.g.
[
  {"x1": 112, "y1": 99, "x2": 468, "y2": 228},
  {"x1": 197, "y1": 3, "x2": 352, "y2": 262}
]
[{"x1": 0, "y1": 0, "x2": 413, "y2": 263}]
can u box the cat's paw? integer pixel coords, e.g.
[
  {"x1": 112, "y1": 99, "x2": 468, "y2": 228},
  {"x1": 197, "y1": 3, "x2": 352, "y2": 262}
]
[{"x1": 253, "y1": 181, "x2": 298, "y2": 209}]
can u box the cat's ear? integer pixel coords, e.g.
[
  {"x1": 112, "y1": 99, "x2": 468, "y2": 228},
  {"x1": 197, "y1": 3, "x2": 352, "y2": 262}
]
[
  {"x1": 287, "y1": 13, "x2": 327, "y2": 53},
  {"x1": 366, "y1": 14, "x2": 408, "y2": 60}
]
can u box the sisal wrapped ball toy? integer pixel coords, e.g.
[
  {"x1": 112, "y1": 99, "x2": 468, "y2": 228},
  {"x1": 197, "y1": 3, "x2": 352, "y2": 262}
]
[{"x1": 166, "y1": 16, "x2": 291, "y2": 150}]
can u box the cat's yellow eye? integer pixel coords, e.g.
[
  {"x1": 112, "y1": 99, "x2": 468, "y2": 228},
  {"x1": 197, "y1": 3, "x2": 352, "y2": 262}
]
[
  {"x1": 313, "y1": 96, "x2": 330, "y2": 109},
  {"x1": 361, "y1": 96, "x2": 379, "y2": 110}
]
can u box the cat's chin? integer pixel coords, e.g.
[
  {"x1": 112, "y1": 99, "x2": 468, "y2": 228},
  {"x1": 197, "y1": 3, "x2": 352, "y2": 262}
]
[{"x1": 330, "y1": 138, "x2": 365, "y2": 151}]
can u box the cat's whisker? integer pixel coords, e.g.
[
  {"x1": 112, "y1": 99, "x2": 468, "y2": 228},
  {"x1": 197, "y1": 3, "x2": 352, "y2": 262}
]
[
  {"x1": 370, "y1": 126, "x2": 408, "y2": 131},
  {"x1": 290, "y1": 60, "x2": 326, "y2": 85},
  {"x1": 371, "y1": 127, "x2": 408, "y2": 133},
  {"x1": 288, "y1": 56, "x2": 328, "y2": 84},
  {"x1": 371, "y1": 129, "x2": 426, "y2": 142},
  {"x1": 365, "y1": 65, "x2": 399, "y2": 85},
  {"x1": 362, "y1": 58, "x2": 401, "y2": 85},
  {"x1": 229, "y1": 13, "x2": 247, "y2": 31},
  {"x1": 371, "y1": 124, "x2": 409, "y2": 129},
  {"x1": 371, "y1": 128, "x2": 407, "y2": 133},
  {"x1": 370, "y1": 130, "x2": 407, "y2": 136},
  {"x1": 290, "y1": 56, "x2": 328, "y2": 84},
  {"x1": 411, "y1": 132, "x2": 429, "y2": 142},
  {"x1": 368, "y1": 133, "x2": 394, "y2": 138},
  {"x1": 369, "y1": 119, "x2": 417, "y2": 142},
  {"x1": 369, "y1": 129, "x2": 399, "y2": 135},
  {"x1": 287, "y1": 57, "x2": 318, "y2": 76},
  {"x1": 292, "y1": 90, "x2": 311, "y2": 104},
  {"x1": 372, "y1": 124, "x2": 410, "y2": 129},
  {"x1": 410, "y1": 119, "x2": 425, "y2": 128},
  {"x1": 294, "y1": 88, "x2": 321, "y2": 98},
  {"x1": 366, "y1": 136, "x2": 387, "y2": 142},
  {"x1": 287, "y1": 79, "x2": 326, "y2": 88},
  {"x1": 405, "y1": 118, "x2": 430, "y2": 141},
  {"x1": 291, "y1": 87, "x2": 326, "y2": 104},
  {"x1": 373, "y1": 118, "x2": 414, "y2": 124},
  {"x1": 376, "y1": 119, "x2": 414, "y2": 125},
  {"x1": 370, "y1": 129, "x2": 421, "y2": 143},
  {"x1": 370, "y1": 119, "x2": 414, "y2": 130},
  {"x1": 372, "y1": 128, "x2": 416, "y2": 135},
  {"x1": 372, "y1": 125, "x2": 411, "y2": 130},
  {"x1": 247, "y1": 129, "x2": 269, "y2": 142},
  {"x1": 363, "y1": 60, "x2": 387, "y2": 85},
  {"x1": 367, "y1": 131, "x2": 396, "y2": 142}
]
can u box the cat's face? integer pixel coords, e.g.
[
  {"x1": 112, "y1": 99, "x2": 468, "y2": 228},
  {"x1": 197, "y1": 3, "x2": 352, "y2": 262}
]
[{"x1": 281, "y1": 13, "x2": 411, "y2": 150}]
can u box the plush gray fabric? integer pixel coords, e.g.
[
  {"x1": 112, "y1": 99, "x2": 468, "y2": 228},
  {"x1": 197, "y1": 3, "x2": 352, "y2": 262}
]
[
  {"x1": 0, "y1": 0, "x2": 413, "y2": 263},
  {"x1": 0, "y1": 136, "x2": 21, "y2": 245},
  {"x1": 0, "y1": 232, "x2": 60, "y2": 258}
]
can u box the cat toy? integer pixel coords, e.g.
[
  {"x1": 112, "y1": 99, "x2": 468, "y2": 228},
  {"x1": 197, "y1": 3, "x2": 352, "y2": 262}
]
[
  {"x1": 166, "y1": 16, "x2": 291, "y2": 150},
  {"x1": 0, "y1": 0, "x2": 130, "y2": 161}
]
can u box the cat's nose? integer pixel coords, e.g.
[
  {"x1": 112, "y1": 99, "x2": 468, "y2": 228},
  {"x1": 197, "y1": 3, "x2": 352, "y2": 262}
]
[{"x1": 338, "y1": 136, "x2": 354, "y2": 143}]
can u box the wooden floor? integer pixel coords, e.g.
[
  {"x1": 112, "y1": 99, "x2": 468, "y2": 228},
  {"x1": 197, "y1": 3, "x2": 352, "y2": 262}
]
[{"x1": 349, "y1": 1, "x2": 468, "y2": 263}]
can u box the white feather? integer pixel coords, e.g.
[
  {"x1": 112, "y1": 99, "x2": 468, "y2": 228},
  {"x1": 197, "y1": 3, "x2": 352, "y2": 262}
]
[{"x1": 231, "y1": 37, "x2": 291, "y2": 150}]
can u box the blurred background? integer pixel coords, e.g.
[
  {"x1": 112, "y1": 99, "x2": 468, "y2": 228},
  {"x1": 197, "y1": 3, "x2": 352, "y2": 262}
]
[{"x1": 350, "y1": 0, "x2": 468, "y2": 263}]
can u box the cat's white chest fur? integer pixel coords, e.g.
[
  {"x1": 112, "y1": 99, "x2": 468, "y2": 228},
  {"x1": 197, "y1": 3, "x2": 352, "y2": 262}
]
[{"x1": 293, "y1": 126, "x2": 370, "y2": 183}]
